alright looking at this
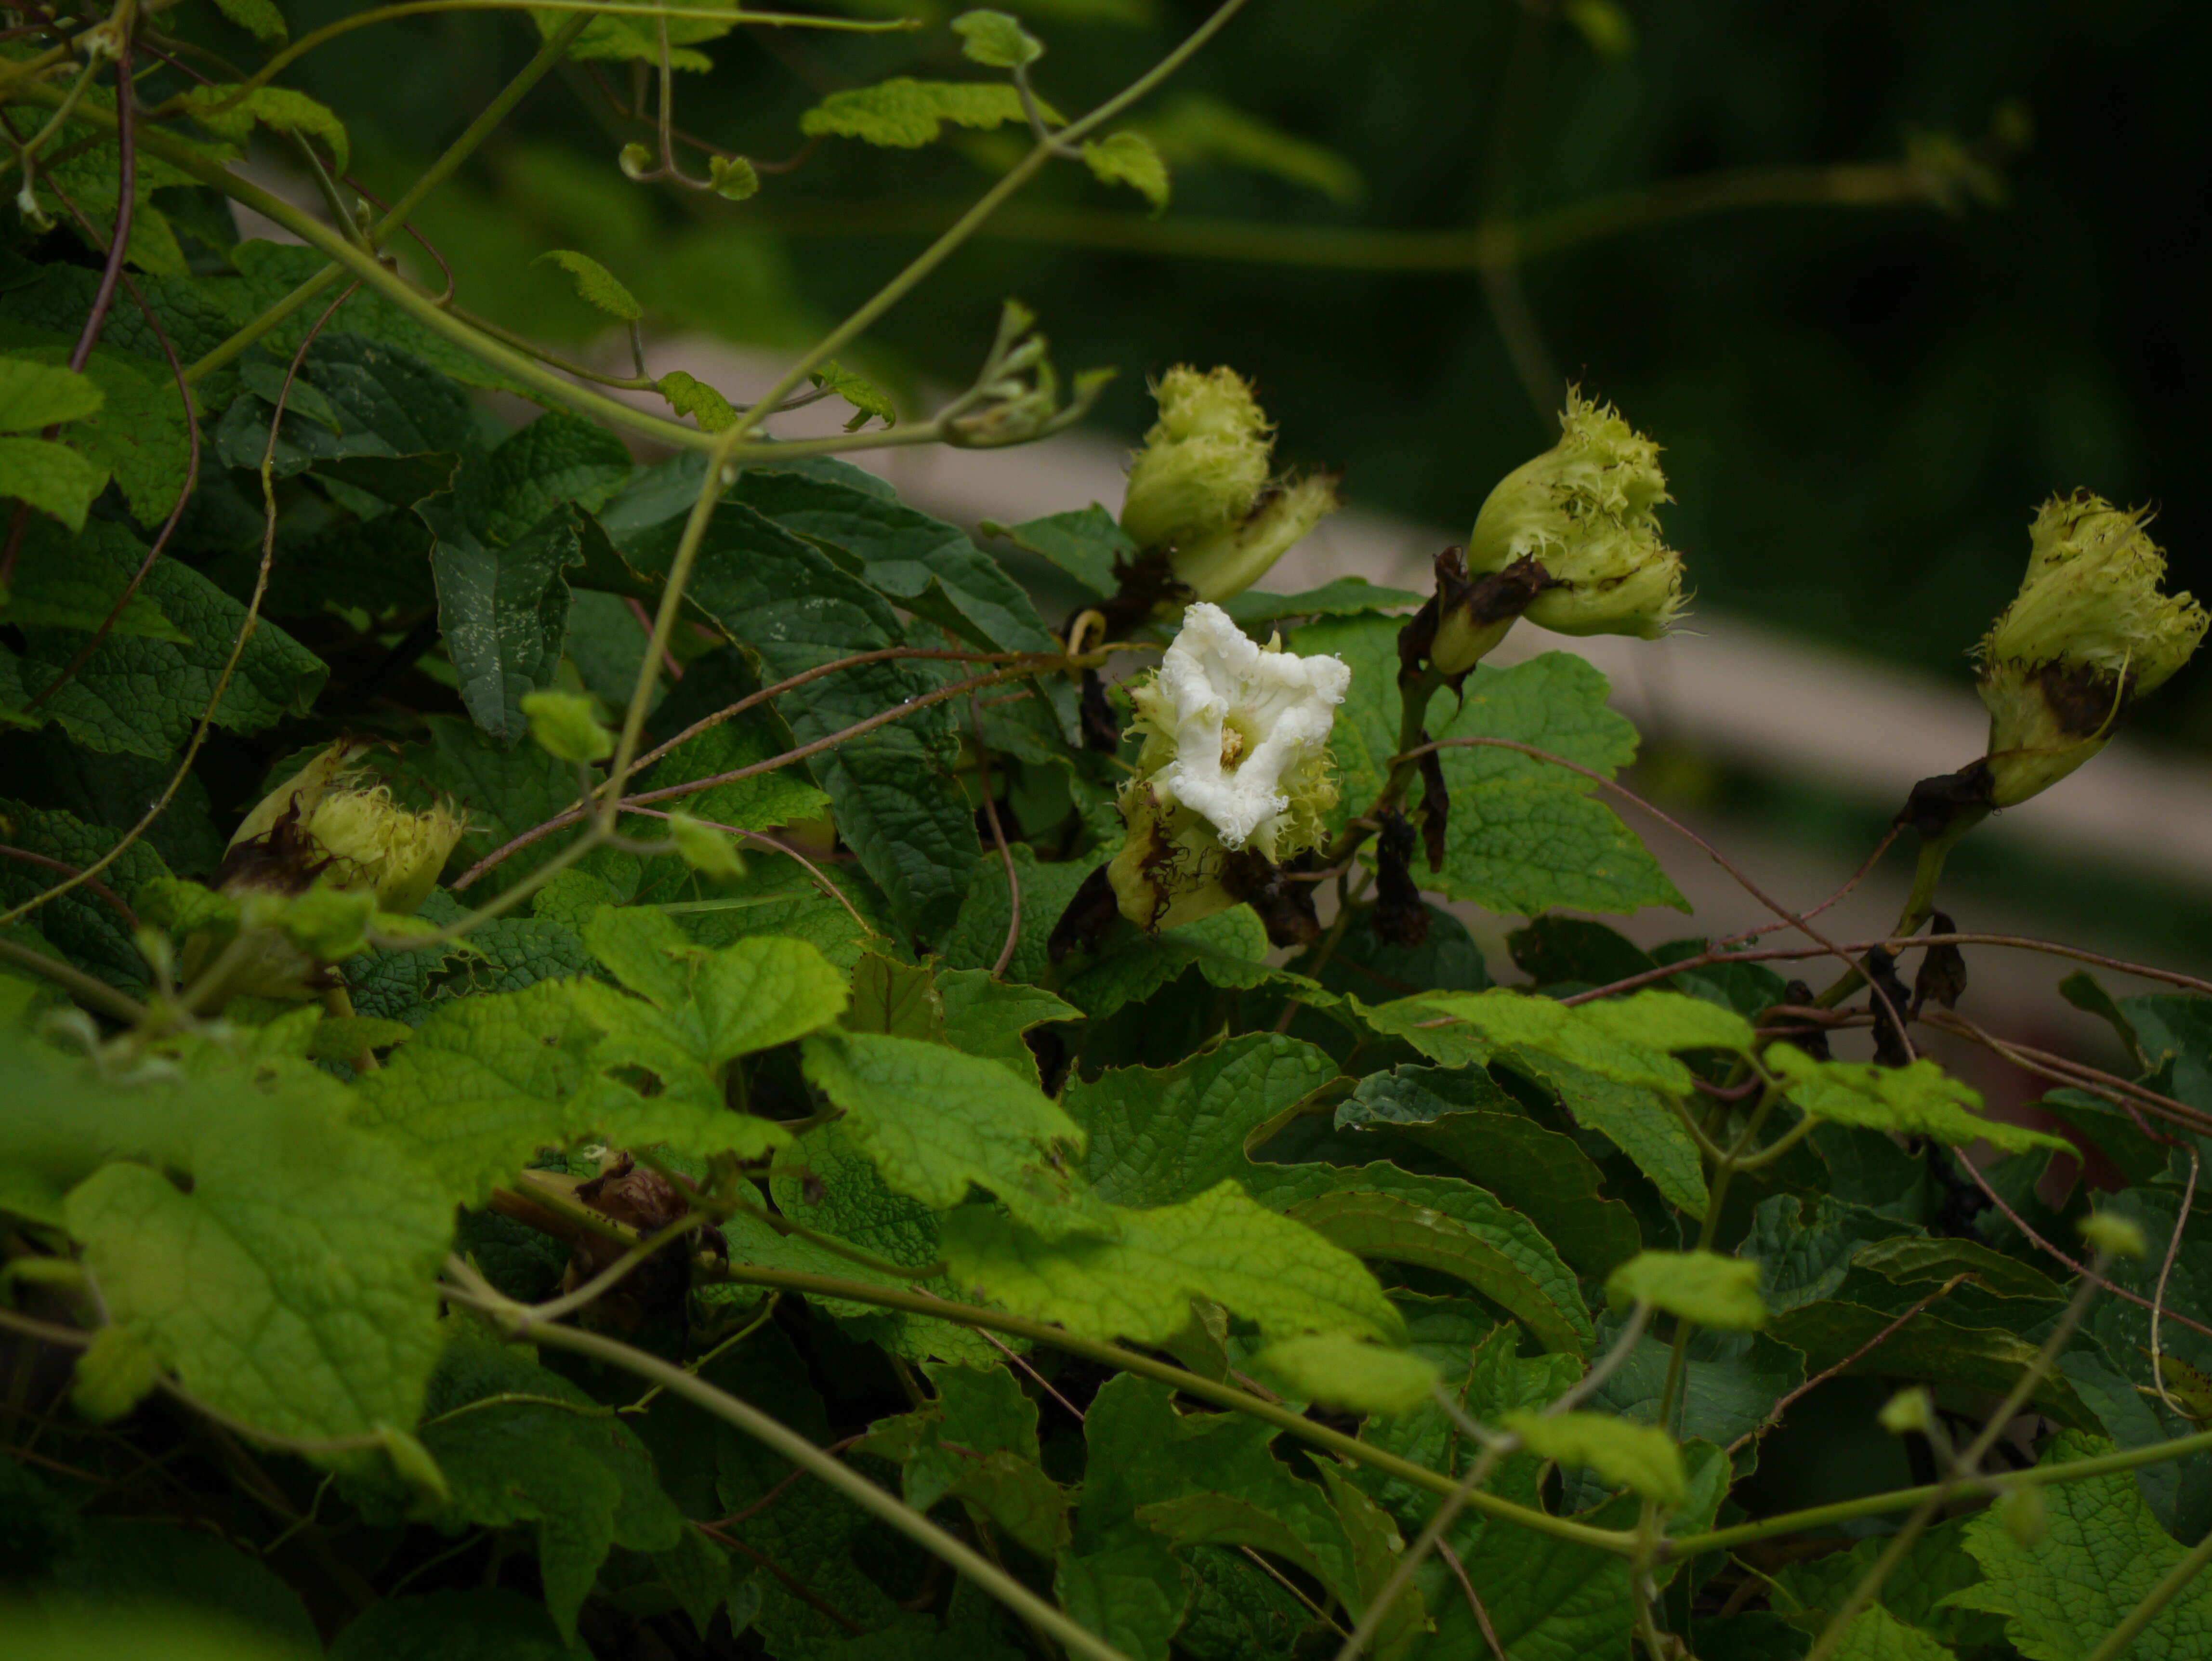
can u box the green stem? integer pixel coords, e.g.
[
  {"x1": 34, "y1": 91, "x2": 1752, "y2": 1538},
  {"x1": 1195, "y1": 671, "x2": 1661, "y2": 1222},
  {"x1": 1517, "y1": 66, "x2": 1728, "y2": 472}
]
[
  {"x1": 2084, "y1": 1520, "x2": 2212, "y2": 1661},
  {"x1": 0, "y1": 937, "x2": 149, "y2": 1024},
  {"x1": 1801, "y1": 1262, "x2": 2106, "y2": 1661},
  {"x1": 185, "y1": 13, "x2": 593, "y2": 385},
  {"x1": 1816, "y1": 813, "x2": 1979, "y2": 1008},
  {"x1": 458, "y1": 1295, "x2": 1139, "y2": 1661},
  {"x1": 1656, "y1": 1086, "x2": 1778, "y2": 1432},
  {"x1": 698, "y1": 1263, "x2": 1631, "y2": 1553}
]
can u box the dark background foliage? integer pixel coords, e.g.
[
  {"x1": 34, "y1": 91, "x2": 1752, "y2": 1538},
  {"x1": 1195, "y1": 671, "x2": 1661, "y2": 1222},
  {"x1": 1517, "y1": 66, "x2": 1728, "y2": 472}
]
[{"x1": 289, "y1": 0, "x2": 2212, "y2": 742}]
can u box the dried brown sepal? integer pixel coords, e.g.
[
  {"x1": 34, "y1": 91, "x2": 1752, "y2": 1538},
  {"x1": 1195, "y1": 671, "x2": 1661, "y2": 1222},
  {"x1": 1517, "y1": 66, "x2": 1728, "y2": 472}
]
[
  {"x1": 1048, "y1": 862, "x2": 1120, "y2": 962},
  {"x1": 564, "y1": 1154, "x2": 719, "y2": 1331},
  {"x1": 213, "y1": 803, "x2": 333, "y2": 898},
  {"x1": 1894, "y1": 760, "x2": 1994, "y2": 841},
  {"x1": 1913, "y1": 910, "x2": 1969, "y2": 1014},
  {"x1": 1369, "y1": 810, "x2": 1429, "y2": 949},
  {"x1": 1415, "y1": 737, "x2": 1450, "y2": 872},
  {"x1": 1865, "y1": 947, "x2": 1916, "y2": 1068},
  {"x1": 1221, "y1": 849, "x2": 1321, "y2": 949}
]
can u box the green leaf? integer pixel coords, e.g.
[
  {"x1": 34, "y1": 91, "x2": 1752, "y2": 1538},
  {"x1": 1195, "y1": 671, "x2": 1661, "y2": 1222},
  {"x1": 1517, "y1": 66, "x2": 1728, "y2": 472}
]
[
  {"x1": 727, "y1": 466, "x2": 1054, "y2": 653},
  {"x1": 1431, "y1": 651, "x2": 1684, "y2": 916},
  {"x1": 1251, "y1": 1332, "x2": 1440, "y2": 1416},
  {"x1": 1422, "y1": 987, "x2": 1751, "y2": 1091},
  {"x1": 406, "y1": 1331, "x2": 686, "y2": 1642},
  {"x1": 801, "y1": 1030, "x2": 1108, "y2": 1236},
  {"x1": 1572, "y1": 1323, "x2": 1804, "y2": 1455},
  {"x1": 942, "y1": 844, "x2": 1107, "y2": 986},
  {"x1": 436, "y1": 510, "x2": 587, "y2": 744},
  {"x1": 981, "y1": 504, "x2": 1132, "y2": 596},
  {"x1": 0, "y1": 356, "x2": 103, "y2": 431},
  {"x1": 842, "y1": 950, "x2": 946, "y2": 1039},
  {"x1": 0, "y1": 801, "x2": 171, "y2": 992},
  {"x1": 1739, "y1": 1193, "x2": 1922, "y2": 1316},
  {"x1": 639, "y1": 712, "x2": 835, "y2": 834},
  {"x1": 1502, "y1": 1410, "x2": 1687, "y2": 1506},
  {"x1": 457, "y1": 409, "x2": 633, "y2": 546},
  {"x1": 1607, "y1": 1249, "x2": 1768, "y2": 1329},
  {"x1": 1950, "y1": 1432, "x2": 2212, "y2": 1661},
  {"x1": 1504, "y1": 1049, "x2": 1712, "y2": 1218},
  {"x1": 0, "y1": 436, "x2": 108, "y2": 532},
  {"x1": 1774, "y1": 1516, "x2": 2005, "y2": 1656},
  {"x1": 0, "y1": 330, "x2": 189, "y2": 523},
  {"x1": 658, "y1": 369, "x2": 736, "y2": 433},
  {"x1": 1766, "y1": 1299, "x2": 2094, "y2": 1426},
  {"x1": 181, "y1": 84, "x2": 350, "y2": 174},
  {"x1": 800, "y1": 79, "x2": 1043, "y2": 148},
  {"x1": 351, "y1": 980, "x2": 598, "y2": 1207},
  {"x1": 809, "y1": 360, "x2": 899, "y2": 430},
  {"x1": 937, "y1": 968, "x2": 1079, "y2": 1082},
  {"x1": 39, "y1": 1516, "x2": 323, "y2": 1652},
  {"x1": 1218, "y1": 577, "x2": 1422, "y2": 629},
  {"x1": 865, "y1": 1360, "x2": 1067, "y2": 1557},
  {"x1": 1337, "y1": 1064, "x2": 1642, "y2": 1277},
  {"x1": 208, "y1": 0, "x2": 287, "y2": 40},
  {"x1": 60, "y1": 1055, "x2": 453, "y2": 1446},
  {"x1": 1768, "y1": 1048, "x2": 2074, "y2": 1154},
  {"x1": 533, "y1": 250, "x2": 643, "y2": 322},
  {"x1": 1139, "y1": 92, "x2": 1364, "y2": 204},
  {"x1": 943, "y1": 1179, "x2": 1404, "y2": 1345},
  {"x1": 600, "y1": 467, "x2": 976, "y2": 938},
  {"x1": 1083, "y1": 132, "x2": 1172, "y2": 213},
  {"x1": 1064, "y1": 906, "x2": 1291, "y2": 1019},
  {"x1": 329, "y1": 1590, "x2": 591, "y2": 1661},
  {"x1": 1, "y1": 514, "x2": 183, "y2": 640},
  {"x1": 953, "y1": 9, "x2": 1044, "y2": 67}
]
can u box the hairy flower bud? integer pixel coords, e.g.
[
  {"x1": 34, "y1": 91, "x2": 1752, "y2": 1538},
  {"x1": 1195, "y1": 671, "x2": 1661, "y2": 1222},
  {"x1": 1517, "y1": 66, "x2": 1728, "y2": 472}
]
[
  {"x1": 1467, "y1": 390, "x2": 1685, "y2": 639},
  {"x1": 223, "y1": 741, "x2": 466, "y2": 916},
  {"x1": 1171, "y1": 473, "x2": 1341, "y2": 606},
  {"x1": 1107, "y1": 604, "x2": 1348, "y2": 931},
  {"x1": 1119, "y1": 365, "x2": 1272, "y2": 554},
  {"x1": 1974, "y1": 493, "x2": 2206, "y2": 807}
]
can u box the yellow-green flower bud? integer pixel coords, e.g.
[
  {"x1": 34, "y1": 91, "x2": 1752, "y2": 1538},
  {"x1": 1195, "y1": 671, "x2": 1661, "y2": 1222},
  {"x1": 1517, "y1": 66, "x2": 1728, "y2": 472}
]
[
  {"x1": 668, "y1": 811, "x2": 747, "y2": 881},
  {"x1": 1467, "y1": 390, "x2": 1685, "y2": 640},
  {"x1": 2077, "y1": 1208, "x2": 2148, "y2": 1262},
  {"x1": 223, "y1": 741, "x2": 466, "y2": 916},
  {"x1": 1119, "y1": 365, "x2": 1272, "y2": 553},
  {"x1": 1877, "y1": 1386, "x2": 1933, "y2": 1436},
  {"x1": 1974, "y1": 493, "x2": 2207, "y2": 808},
  {"x1": 1171, "y1": 473, "x2": 1341, "y2": 606},
  {"x1": 521, "y1": 689, "x2": 616, "y2": 766}
]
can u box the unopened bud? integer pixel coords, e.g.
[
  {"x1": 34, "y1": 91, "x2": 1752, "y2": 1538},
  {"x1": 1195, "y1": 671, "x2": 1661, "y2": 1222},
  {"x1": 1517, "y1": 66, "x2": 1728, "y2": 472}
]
[
  {"x1": 1171, "y1": 473, "x2": 1340, "y2": 606},
  {"x1": 1997, "y1": 1487, "x2": 2047, "y2": 1547},
  {"x1": 1119, "y1": 365, "x2": 1272, "y2": 553},
  {"x1": 1467, "y1": 390, "x2": 1685, "y2": 640},
  {"x1": 1975, "y1": 493, "x2": 2206, "y2": 808},
  {"x1": 1418, "y1": 546, "x2": 1557, "y2": 679},
  {"x1": 668, "y1": 811, "x2": 746, "y2": 881},
  {"x1": 2078, "y1": 1209, "x2": 2148, "y2": 1261},
  {"x1": 522, "y1": 689, "x2": 616, "y2": 766},
  {"x1": 1878, "y1": 1386, "x2": 1933, "y2": 1436}
]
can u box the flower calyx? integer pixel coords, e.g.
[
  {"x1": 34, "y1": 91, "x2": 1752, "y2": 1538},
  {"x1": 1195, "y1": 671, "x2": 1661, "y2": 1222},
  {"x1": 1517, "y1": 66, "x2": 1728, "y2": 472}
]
[
  {"x1": 1466, "y1": 389, "x2": 1685, "y2": 641},
  {"x1": 1398, "y1": 545, "x2": 1560, "y2": 687}
]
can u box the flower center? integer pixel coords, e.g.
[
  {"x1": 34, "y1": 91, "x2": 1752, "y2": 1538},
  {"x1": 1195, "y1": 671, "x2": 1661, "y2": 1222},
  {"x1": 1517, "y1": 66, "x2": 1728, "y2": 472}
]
[{"x1": 1219, "y1": 712, "x2": 1263, "y2": 771}]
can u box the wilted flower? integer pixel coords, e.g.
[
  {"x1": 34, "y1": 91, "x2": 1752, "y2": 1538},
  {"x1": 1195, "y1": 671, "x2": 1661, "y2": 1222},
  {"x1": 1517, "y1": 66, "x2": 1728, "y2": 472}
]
[
  {"x1": 223, "y1": 741, "x2": 465, "y2": 916},
  {"x1": 1466, "y1": 390, "x2": 1685, "y2": 640},
  {"x1": 1107, "y1": 603, "x2": 1348, "y2": 931},
  {"x1": 1974, "y1": 493, "x2": 2206, "y2": 807}
]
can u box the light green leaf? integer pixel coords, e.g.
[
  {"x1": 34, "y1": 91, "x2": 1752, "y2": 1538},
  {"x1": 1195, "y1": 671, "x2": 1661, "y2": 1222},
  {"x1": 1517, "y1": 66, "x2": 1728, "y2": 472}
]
[
  {"x1": 1502, "y1": 1410, "x2": 1687, "y2": 1507},
  {"x1": 840, "y1": 951, "x2": 944, "y2": 1040},
  {"x1": 63, "y1": 1060, "x2": 452, "y2": 1446},
  {"x1": 1607, "y1": 1250, "x2": 1768, "y2": 1330},
  {"x1": 1252, "y1": 1333, "x2": 1440, "y2": 1416},
  {"x1": 865, "y1": 1360, "x2": 1067, "y2": 1558},
  {"x1": 936, "y1": 968, "x2": 1080, "y2": 1083},
  {"x1": 181, "y1": 84, "x2": 350, "y2": 174},
  {"x1": 532, "y1": 0, "x2": 730, "y2": 71},
  {"x1": 707, "y1": 154, "x2": 758, "y2": 200},
  {"x1": 808, "y1": 360, "x2": 897, "y2": 430},
  {"x1": 0, "y1": 356, "x2": 103, "y2": 431},
  {"x1": 638, "y1": 714, "x2": 834, "y2": 835},
  {"x1": 0, "y1": 330, "x2": 188, "y2": 523},
  {"x1": 351, "y1": 980, "x2": 599, "y2": 1208},
  {"x1": 980, "y1": 504, "x2": 1132, "y2": 597},
  {"x1": 1767, "y1": 1048, "x2": 2074, "y2": 1154},
  {"x1": 801, "y1": 1030, "x2": 1108, "y2": 1236},
  {"x1": 534, "y1": 250, "x2": 643, "y2": 323},
  {"x1": 658, "y1": 369, "x2": 736, "y2": 433},
  {"x1": 1949, "y1": 1432, "x2": 2212, "y2": 1661},
  {"x1": 0, "y1": 436, "x2": 108, "y2": 532},
  {"x1": 1503, "y1": 1049, "x2": 1712, "y2": 1218},
  {"x1": 209, "y1": 0, "x2": 288, "y2": 41},
  {"x1": 1083, "y1": 132, "x2": 1171, "y2": 213},
  {"x1": 70, "y1": 1323, "x2": 159, "y2": 1423},
  {"x1": 1422, "y1": 986, "x2": 1748, "y2": 1093},
  {"x1": 953, "y1": 9, "x2": 1044, "y2": 67},
  {"x1": 800, "y1": 79, "x2": 1045, "y2": 148},
  {"x1": 943, "y1": 1180, "x2": 1405, "y2": 1346}
]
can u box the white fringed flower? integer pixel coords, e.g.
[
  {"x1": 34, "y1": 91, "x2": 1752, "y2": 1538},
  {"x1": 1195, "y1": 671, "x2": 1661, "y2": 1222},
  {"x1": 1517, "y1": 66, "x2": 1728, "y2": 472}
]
[{"x1": 1130, "y1": 602, "x2": 1348, "y2": 856}]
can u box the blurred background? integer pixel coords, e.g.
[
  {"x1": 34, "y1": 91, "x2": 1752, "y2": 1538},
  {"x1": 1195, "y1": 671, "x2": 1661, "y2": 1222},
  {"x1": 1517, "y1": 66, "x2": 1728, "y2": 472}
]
[{"x1": 226, "y1": 0, "x2": 2212, "y2": 1101}]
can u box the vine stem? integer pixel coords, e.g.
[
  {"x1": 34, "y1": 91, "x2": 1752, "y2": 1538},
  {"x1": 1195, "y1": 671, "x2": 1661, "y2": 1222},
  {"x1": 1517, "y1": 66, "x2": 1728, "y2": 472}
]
[
  {"x1": 440, "y1": 1281, "x2": 1139, "y2": 1661},
  {"x1": 0, "y1": 939, "x2": 148, "y2": 1023},
  {"x1": 1803, "y1": 1256, "x2": 2108, "y2": 1661}
]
